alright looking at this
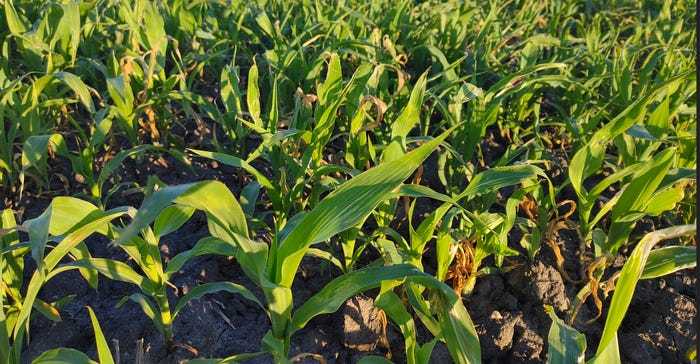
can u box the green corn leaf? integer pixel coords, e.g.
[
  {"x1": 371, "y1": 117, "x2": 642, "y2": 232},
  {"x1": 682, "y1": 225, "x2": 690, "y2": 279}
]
[
  {"x1": 32, "y1": 348, "x2": 98, "y2": 364},
  {"x1": 607, "y1": 148, "x2": 675, "y2": 253},
  {"x1": 436, "y1": 208, "x2": 461, "y2": 281},
  {"x1": 173, "y1": 282, "x2": 264, "y2": 317},
  {"x1": 55, "y1": 72, "x2": 95, "y2": 113},
  {"x1": 188, "y1": 351, "x2": 268, "y2": 364},
  {"x1": 268, "y1": 76, "x2": 278, "y2": 132},
  {"x1": 588, "y1": 163, "x2": 644, "y2": 199},
  {"x1": 66, "y1": 240, "x2": 98, "y2": 289},
  {"x1": 87, "y1": 306, "x2": 114, "y2": 364},
  {"x1": 588, "y1": 333, "x2": 620, "y2": 364},
  {"x1": 592, "y1": 71, "x2": 692, "y2": 145},
  {"x1": 20, "y1": 134, "x2": 68, "y2": 198},
  {"x1": 291, "y1": 264, "x2": 480, "y2": 363},
  {"x1": 570, "y1": 70, "x2": 693, "y2": 202},
  {"x1": 59, "y1": 2, "x2": 80, "y2": 66},
  {"x1": 289, "y1": 264, "x2": 424, "y2": 324},
  {"x1": 240, "y1": 181, "x2": 261, "y2": 217},
  {"x1": 106, "y1": 76, "x2": 134, "y2": 116},
  {"x1": 23, "y1": 203, "x2": 52, "y2": 272},
  {"x1": 141, "y1": 2, "x2": 167, "y2": 58},
  {"x1": 659, "y1": 168, "x2": 696, "y2": 191},
  {"x1": 394, "y1": 184, "x2": 459, "y2": 205},
  {"x1": 612, "y1": 148, "x2": 675, "y2": 219},
  {"x1": 48, "y1": 197, "x2": 103, "y2": 236},
  {"x1": 309, "y1": 53, "x2": 345, "y2": 166},
  {"x1": 1, "y1": 208, "x2": 23, "y2": 303},
  {"x1": 254, "y1": 11, "x2": 275, "y2": 37},
  {"x1": 433, "y1": 289, "x2": 481, "y2": 364},
  {"x1": 97, "y1": 145, "x2": 150, "y2": 191},
  {"x1": 160, "y1": 91, "x2": 222, "y2": 122},
  {"x1": 247, "y1": 62, "x2": 262, "y2": 126},
  {"x1": 43, "y1": 206, "x2": 130, "y2": 271},
  {"x1": 189, "y1": 150, "x2": 282, "y2": 212},
  {"x1": 357, "y1": 357, "x2": 394, "y2": 364},
  {"x1": 221, "y1": 65, "x2": 243, "y2": 116},
  {"x1": 50, "y1": 258, "x2": 156, "y2": 295},
  {"x1": 375, "y1": 290, "x2": 420, "y2": 364},
  {"x1": 597, "y1": 225, "x2": 696, "y2": 358},
  {"x1": 382, "y1": 71, "x2": 428, "y2": 163},
  {"x1": 643, "y1": 187, "x2": 685, "y2": 217},
  {"x1": 164, "y1": 236, "x2": 237, "y2": 278},
  {"x1": 275, "y1": 126, "x2": 455, "y2": 287},
  {"x1": 4, "y1": 0, "x2": 28, "y2": 34},
  {"x1": 118, "y1": 181, "x2": 247, "y2": 247},
  {"x1": 458, "y1": 164, "x2": 541, "y2": 199},
  {"x1": 128, "y1": 293, "x2": 163, "y2": 333},
  {"x1": 545, "y1": 305, "x2": 586, "y2": 364},
  {"x1": 641, "y1": 246, "x2": 696, "y2": 279},
  {"x1": 315, "y1": 53, "x2": 342, "y2": 109},
  {"x1": 153, "y1": 205, "x2": 195, "y2": 238},
  {"x1": 14, "y1": 206, "x2": 130, "y2": 340}
]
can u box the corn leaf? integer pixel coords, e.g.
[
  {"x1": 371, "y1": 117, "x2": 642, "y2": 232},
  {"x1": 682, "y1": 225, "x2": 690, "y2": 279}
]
[
  {"x1": 641, "y1": 246, "x2": 696, "y2": 279},
  {"x1": 596, "y1": 225, "x2": 696, "y2": 357},
  {"x1": 357, "y1": 357, "x2": 394, "y2": 364},
  {"x1": 106, "y1": 76, "x2": 134, "y2": 116},
  {"x1": 457, "y1": 164, "x2": 541, "y2": 199},
  {"x1": 32, "y1": 348, "x2": 98, "y2": 364},
  {"x1": 87, "y1": 306, "x2": 114, "y2": 364},
  {"x1": 153, "y1": 205, "x2": 195, "y2": 238},
  {"x1": 118, "y1": 181, "x2": 248, "y2": 247},
  {"x1": 607, "y1": 148, "x2": 675, "y2": 253},
  {"x1": 433, "y1": 288, "x2": 481, "y2": 364},
  {"x1": 128, "y1": 293, "x2": 163, "y2": 333},
  {"x1": 375, "y1": 290, "x2": 421, "y2": 364},
  {"x1": 164, "y1": 236, "x2": 238, "y2": 278},
  {"x1": 291, "y1": 264, "x2": 480, "y2": 363},
  {"x1": 15, "y1": 207, "x2": 129, "y2": 340},
  {"x1": 275, "y1": 127, "x2": 455, "y2": 287},
  {"x1": 189, "y1": 150, "x2": 282, "y2": 212},
  {"x1": 55, "y1": 72, "x2": 95, "y2": 113},
  {"x1": 23, "y1": 203, "x2": 52, "y2": 272},
  {"x1": 48, "y1": 197, "x2": 102, "y2": 236},
  {"x1": 382, "y1": 72, "x2": 428, "y2": 163},
  {"x1": 545, "y1": 305, "x2": 586, "y2": 364},
  {"x1": 51, "y1": 258, "x2": 157, "y2": 295},
  {"x1": 588, "y1": 333, "x2": 620, "y2": 364},
  {"x1": 1, "y1": 208, "x2": 23, "y2": 305},
  {"x1": 173, "y1": 282, "x2": 264, "y2": 317},
  {"x1": 221, "y1": 66, "x2": 243, "y2": 116},
  {"x1": 4, "y1": 0, "x2": 28, "y2": 34},
  {"x1": 247, "y1": 62, "x2": 261, "y2": 126}
]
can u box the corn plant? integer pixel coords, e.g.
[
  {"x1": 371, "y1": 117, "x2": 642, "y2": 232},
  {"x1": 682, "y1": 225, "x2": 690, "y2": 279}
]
[
  {"x1": 0, "y1": 198, "x2": 129, "y2": 363},
  {"x1": 51, "y1": 192, "x2": 260, "y2": 352},
  {"x1": 546, "y1": 224, "x2": 696, "y2": 364},
  {"x1": 115, "y1": 126, "x2": 480, "y2": 362},
  {"x1": 569, "y1": 71, "x2": 695, "y2": 252},
  {"x1": 0, "y1": 70, "x2": 95, "y2": 194},
  {"x1": 203, "y1": 54, "x2": 373, "y2": 230}
]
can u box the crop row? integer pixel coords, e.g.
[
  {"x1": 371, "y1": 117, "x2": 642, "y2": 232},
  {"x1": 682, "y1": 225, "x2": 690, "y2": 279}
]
[{"x1": 0, "y1": 0, "x2": 696, "y2": 363}]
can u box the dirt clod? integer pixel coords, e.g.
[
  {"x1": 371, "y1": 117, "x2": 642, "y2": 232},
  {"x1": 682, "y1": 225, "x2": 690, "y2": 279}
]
[{"x1": 343, "y1": 295, "x2": 383, "y2": 352}]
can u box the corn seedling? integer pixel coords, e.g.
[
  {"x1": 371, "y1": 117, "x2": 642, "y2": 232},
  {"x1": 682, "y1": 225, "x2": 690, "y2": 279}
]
[
  {"x1": 114, "y1": 126, "x2": 480, "y2": 362},
  {"x1": 547, "y1": 224, "x2": 696, "y2": 363},
  {"x1": 1, "y1": 198, "x2": 129, "y2": 363}
]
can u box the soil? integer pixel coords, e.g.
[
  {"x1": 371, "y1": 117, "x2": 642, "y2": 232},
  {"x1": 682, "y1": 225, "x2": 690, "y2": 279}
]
[{"x1": 3, "y1": 125, "x2": 697, "y2": 364}]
